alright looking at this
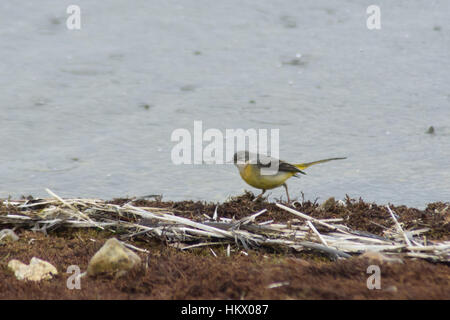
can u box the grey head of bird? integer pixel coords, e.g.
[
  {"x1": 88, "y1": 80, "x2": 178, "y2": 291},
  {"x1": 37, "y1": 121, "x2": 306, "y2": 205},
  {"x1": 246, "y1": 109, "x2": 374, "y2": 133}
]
[
  {"x1": 233, "y1": 151, "x2": 251, "y2": 171},
  {"x1": 233, "y1": 151, "x2": 268, "y2": 164},
  {"x1": 233, "y1": 151, "x2": 249, "y2": 163}
]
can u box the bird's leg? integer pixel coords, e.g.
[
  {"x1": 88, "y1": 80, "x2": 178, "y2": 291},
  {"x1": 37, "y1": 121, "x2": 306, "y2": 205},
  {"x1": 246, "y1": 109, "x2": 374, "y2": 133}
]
[
  {"x1": 283, "y1": 183, "x2": 291, "y2": 203},
  {"x1": 253, "y1": 189, "x2": 266, "y2": 201}
]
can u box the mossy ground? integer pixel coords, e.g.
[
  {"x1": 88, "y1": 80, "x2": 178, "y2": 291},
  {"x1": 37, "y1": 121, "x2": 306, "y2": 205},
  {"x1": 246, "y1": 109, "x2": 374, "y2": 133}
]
[{"x1": 0, "y1": 193, "x2": 449, "y2": 299}]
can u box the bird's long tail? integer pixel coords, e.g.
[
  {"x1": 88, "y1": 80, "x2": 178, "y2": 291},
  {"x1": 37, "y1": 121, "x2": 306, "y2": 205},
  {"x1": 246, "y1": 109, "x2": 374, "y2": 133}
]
[{"x1": 294, "y1": 157, "x2": 346, "y2": 170}]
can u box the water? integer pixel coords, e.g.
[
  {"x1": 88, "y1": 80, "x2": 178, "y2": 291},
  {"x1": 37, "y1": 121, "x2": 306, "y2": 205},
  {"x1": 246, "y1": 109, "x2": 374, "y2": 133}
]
[{"x1": 1, "y1": 1, "x2": 449, "y2": 208}]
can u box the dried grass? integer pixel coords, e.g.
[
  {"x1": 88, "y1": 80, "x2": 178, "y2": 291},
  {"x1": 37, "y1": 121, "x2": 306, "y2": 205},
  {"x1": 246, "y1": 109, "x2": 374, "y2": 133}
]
[{"x1": 1, "y1": 189, "x2": 448, "y2": 262}]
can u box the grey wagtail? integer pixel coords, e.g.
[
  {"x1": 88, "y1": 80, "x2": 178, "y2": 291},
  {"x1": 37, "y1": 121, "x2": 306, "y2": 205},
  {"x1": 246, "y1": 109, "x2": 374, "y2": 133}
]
[{"x1": 233, "y1": 151, "x2": 346, "y2": 202}]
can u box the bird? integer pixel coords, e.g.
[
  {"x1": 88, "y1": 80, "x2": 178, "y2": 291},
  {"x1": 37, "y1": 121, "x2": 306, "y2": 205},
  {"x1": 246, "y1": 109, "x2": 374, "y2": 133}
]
[{"x1": 233, "y1": 151, "x2": 346, "y2": 202}]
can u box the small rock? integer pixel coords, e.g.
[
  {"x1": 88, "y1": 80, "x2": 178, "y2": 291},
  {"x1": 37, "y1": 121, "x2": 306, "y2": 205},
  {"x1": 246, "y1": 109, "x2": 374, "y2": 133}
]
[
  {"x1": 359, "y1": 251, "x2": 403, "y2": 264},
  {"x1": 282, "y1": 58, "x2": 306, "y2": 66},
  {"x1": 426, "y1": 126, "x2": 435, "y2": 134},
  {"x1": 180, "y1": 84, "x2": 196, "y2": 92},
  {"x1": 384, "y1": 285, "x2": 398, "y2": 293},
  {"x1": 280, "y1": 15, "x2": 297, "y2": 29},
  {"x1": 8, "y1": 257, "x2": 58, "y2": 281},
  {"x1": 139, "y1": 103, "x2": 152, "y2": 110},
  {"x1": 87, "y1": 238, "x2": 141, "y2": 278},
  {"x1": 0, "y1": 229, "x2": 19, "y2": 243}
]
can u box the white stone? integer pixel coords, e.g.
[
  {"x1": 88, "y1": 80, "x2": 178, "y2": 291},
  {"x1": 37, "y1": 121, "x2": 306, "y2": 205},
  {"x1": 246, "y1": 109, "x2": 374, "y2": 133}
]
[
  {"x1": 8, "y1": 257, "x2": 58, "y2": 281},
  {"x1": 87, "y1": 238, "x2": 141, "y2": 277},
  {"x1": 0, "y1": 229, "x2": 19, "y2": 242}
]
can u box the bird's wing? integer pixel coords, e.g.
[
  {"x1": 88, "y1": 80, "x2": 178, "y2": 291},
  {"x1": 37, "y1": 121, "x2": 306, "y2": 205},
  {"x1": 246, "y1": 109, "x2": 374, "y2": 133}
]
[
  {"x1": 254, "y1": 154, "x2": 305, "y2": 174},
  {"x1": 279, "y1": 160, "x2": 306, "y2": 174}
]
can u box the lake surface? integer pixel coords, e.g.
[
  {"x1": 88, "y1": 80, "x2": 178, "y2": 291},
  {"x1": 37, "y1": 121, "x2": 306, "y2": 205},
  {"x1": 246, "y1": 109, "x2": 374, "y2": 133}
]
[{"x1": 1, "y1": 1, "x2": 449, "y2": 208}]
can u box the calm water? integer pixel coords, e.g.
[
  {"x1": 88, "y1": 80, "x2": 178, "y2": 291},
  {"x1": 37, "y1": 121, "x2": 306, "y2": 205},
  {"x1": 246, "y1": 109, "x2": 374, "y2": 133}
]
[{"x1": 1, "y1": 1, "x2": 449, "y2": 208}]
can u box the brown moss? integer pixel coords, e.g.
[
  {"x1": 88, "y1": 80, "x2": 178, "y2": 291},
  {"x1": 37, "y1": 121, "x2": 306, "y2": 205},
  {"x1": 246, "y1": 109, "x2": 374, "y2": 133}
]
[
  {"x1": 0, "y1": 194, "x2": 448, "y2": 299},
  {"x1": 0, "y1": 229, "x2": 448, "y2": 299}
]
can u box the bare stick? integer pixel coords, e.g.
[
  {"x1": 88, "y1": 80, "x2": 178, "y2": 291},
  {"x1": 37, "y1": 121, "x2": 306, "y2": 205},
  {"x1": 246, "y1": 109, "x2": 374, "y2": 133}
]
[
  {"x1": 386, "y1": 205, "x2": 412, "y2": 247},
  {"x1": 45, "y1": 188, "x2": 104, "y2": 230},
  {"x1": 276, "y1": 203, "x2": 350, "y2": 234},
  {"x1": 306, "y1": 221, "x2": 329, "y2": 247}
]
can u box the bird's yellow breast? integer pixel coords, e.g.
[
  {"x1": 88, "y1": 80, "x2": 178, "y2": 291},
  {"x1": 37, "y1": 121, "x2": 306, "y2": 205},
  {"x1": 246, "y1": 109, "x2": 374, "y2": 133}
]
[{"x1": 240, "y1": 164, "x2": 295, "y2": 190}]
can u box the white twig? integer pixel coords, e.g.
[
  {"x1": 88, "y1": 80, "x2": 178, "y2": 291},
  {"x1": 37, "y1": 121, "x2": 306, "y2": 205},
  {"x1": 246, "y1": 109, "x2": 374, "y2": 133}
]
[
  {"x1": 121, "y1": 241, "x2": 149, "y2": 253},
  {"x1": 386, "y1": 205, "x2": 412, "y2": 247},
  {"x1": 276, "y1": 203, "x2": 350, "y2": 234},
  {"x1": 45, "y1": 188, "x2": 104, "y2": 230},
  {"x1": 306, "y1": 221, "x2": 329, "y2": 247},
  {"x1": 267, "y1": 281, "x2": 290, "y2": 289},
  {"x1": 213, "y1": 205, "x2": 218, "y2": 221}
]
